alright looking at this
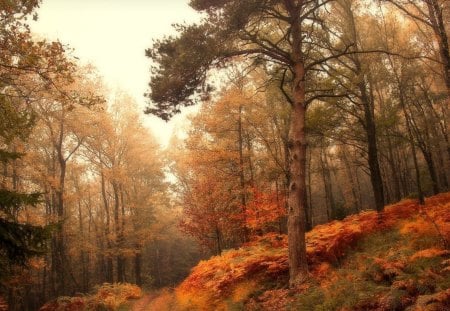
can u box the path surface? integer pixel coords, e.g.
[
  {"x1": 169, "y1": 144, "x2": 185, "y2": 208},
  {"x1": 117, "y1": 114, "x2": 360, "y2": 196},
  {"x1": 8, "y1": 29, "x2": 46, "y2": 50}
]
[{"x1": 132, "y1": 293, "x2": 157, "y2": 311}]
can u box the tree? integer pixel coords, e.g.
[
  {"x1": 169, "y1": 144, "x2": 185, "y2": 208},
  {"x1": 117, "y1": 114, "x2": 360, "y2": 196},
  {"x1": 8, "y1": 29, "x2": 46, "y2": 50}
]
[
  {"x1": 171, "y1": 89, "x2": 253, "y2": 253},
  {"x1": 30, "y1": 67, "x2": 103, "y2": 296},
  {"x1": 325, "y1": 0, "x2": 387, "y2": 211},
  {"x1": 0, "y1": 152, "x2": 50, "y2": 279},
  {"x1": 0, "y1": 0, "x2": 59, "y2": 295},
  {"x1": 146, "y1": 0, "x2": 359, "y2": 285},
  {"x1": 383, "y1": 0, "x2": 450, "y2": 98}
]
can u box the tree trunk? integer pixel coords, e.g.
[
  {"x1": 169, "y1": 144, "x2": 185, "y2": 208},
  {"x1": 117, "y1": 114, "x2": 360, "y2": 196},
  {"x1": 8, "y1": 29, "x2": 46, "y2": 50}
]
[
  {"x1": 100, "y1": 170, "x2": 113, "y2": 283},
  {"x1": 420, "y1": 147, "x2": 440, "y2": 195},
  {"x1": 320, "y1": 144, "x2": 335, "y2": 220},
  {"x1": 55, "y1": 146, "x2": 66, "y2": 295},
  {"x1": 245, "y1": 132, "x2": 255, "y2": 185},
  {"x1": 399, "y1": 90, "x2": 425, "y2": 204},
  {"x1": 341, "y1": 0, "x2": 385, "y2": 212},
  {"x1": 386, "y1": 134, "x2": 402, "y2": 202},
  {"x1": 237, "y1": 104, "x2": 249, "y2": 242},
  {"x1": 215, "y1": 226, "x2": 222, "y2": 256},
  {"x1": 306, "y1": 145, "x2": 313, "y2": 230},
  {"x1": 285, "y1": 1, "x2": 310, "y2": 285},
  {"x1": 341, "y1": 147, "x2": 361, "y2": 212},
  {"x1": 287, "y1": 49, "x2": 309, "y2": 285},
  {"x1": 112, "y1": 181, "x2": 125, "y2": 282},
  {"x1": 359, "y1": 81, "x2": 385, "y2": 212},
  {"x1": 287, "y1": 100, "x2": 308, "y2": 286},
  {"x1": 78, "y1": 200, "x2": 88, "y2": 292},
  {"x1": 134, "y1": 251, "x2": 142, "y2": 286}
]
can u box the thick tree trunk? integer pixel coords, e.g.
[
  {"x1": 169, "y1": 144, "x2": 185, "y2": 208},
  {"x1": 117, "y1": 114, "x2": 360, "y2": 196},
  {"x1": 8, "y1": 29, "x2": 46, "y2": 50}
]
[
  {"x1": 287, "y1": 101, "x2": 308, "y2": 286},
  {"x1": 285, "y1": 1, "x2": 309, "y2": 285},
  {"x1": 287, "y1": 56, "x2": 308, "y2": 285}
]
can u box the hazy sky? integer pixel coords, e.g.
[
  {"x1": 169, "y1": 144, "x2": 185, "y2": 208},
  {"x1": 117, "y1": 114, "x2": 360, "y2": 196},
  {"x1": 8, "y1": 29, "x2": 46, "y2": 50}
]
[{"x1": 31, "y1": 0, "x2": 201, "y2": 146}]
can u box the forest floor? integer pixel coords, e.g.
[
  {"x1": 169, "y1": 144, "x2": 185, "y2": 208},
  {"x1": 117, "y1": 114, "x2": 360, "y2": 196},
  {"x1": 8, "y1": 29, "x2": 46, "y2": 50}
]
[
  {"x1": 146, "y1": 192, "x2": 450, "y2": 310},
  {"x1": 39, "y1": 192, "x2": 450, "y2": 310},
  {"x1": 131, "y1": 292, "x2": 159, "y2": 311}
]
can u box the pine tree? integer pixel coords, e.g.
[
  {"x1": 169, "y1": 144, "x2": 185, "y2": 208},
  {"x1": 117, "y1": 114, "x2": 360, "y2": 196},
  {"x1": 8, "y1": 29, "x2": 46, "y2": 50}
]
[
  {"x1": 0, "y1": 151, "x2": 49, "y2": 277},
  {"x1": 0, "y1": 129, "x2": 50, "y2": 280}
]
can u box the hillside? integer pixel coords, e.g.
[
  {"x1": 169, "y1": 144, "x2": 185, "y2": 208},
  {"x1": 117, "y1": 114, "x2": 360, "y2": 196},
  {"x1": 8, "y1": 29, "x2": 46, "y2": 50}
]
[
  {"x1": 37, "y1": 193, "x2": 450, "y2": 310},
  {"x1": 143, "y1": 193, "x2": 450, "y2": 311}
]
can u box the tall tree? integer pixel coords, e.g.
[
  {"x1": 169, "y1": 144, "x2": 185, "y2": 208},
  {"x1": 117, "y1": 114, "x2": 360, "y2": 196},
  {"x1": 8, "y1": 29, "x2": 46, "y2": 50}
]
[
  {"x1": 146, "y1": 0, "x2": 358, "y2": 285},
  {"x1": 384, "y1": 0, "x2": 450, "y2": 98},
  {"x1": 0, "y1": 0, "x2": 65, "y2": 303},
  {"x1": 326, "y1": 0, "x2": 387, "y2": 211}
]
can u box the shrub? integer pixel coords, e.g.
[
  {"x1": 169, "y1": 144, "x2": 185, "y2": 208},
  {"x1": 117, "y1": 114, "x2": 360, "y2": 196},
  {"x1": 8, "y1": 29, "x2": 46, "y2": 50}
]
[{"x1": 39, "y1": 283, "x2": 141, "y2": 311}]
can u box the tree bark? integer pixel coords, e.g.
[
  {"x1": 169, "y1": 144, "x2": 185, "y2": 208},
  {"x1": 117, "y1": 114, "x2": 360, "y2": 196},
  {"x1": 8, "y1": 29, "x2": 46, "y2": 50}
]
[
  {"x1": 288, "y1": 56, "x2": 308, "y2": 285},
  {"x1": 286, "y1": 2, "x2": 309, "y2": 286}
]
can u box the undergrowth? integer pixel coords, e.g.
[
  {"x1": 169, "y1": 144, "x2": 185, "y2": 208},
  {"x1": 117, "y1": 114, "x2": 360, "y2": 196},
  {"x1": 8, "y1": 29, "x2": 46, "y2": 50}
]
[
  {"x1": 173, "y1": 192, "x2": 450, "y2": 311},
  {"x1": 39, "y1": 283, "x2": 142, "y2": 311},
  {"x1": 292, "y1": 227, "x2": 449, "y2": 310},
  {"x1": 40, "y1": 193, "x2": 450, "y2": 310}
]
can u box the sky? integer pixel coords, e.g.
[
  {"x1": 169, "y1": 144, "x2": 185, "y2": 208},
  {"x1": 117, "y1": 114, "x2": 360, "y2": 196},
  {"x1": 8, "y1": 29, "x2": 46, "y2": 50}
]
[{"x1": 31, "y1": 0, "x2": 201, "y2": 147}]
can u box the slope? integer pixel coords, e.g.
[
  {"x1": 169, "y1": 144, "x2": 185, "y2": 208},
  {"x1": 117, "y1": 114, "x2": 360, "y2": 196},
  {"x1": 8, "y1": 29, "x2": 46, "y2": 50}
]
[{"x1": 157, "y1": 193, "x2": 450, "y2": 310}]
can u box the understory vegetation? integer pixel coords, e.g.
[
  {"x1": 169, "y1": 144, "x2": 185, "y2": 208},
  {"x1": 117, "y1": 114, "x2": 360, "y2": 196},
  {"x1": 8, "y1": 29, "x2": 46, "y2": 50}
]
[
  {"x1": 136, "y1": 193, "x2": 450, "y2": 311},
  {"x1": 39, "y1": 283, "x2": 142, "y2": 311}
]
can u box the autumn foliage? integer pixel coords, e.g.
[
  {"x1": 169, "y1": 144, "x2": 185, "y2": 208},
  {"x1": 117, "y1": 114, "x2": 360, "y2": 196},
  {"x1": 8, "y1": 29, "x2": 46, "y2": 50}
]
[
  {"x1": 245, "y1": 187, "x2": 286, "y2": 233},
  {"x1": 174, "y1": 192, "x2": 450, "y2": 310},
  {"x1": 39, "y1": 283, "x2": 142, "y2": 311}
]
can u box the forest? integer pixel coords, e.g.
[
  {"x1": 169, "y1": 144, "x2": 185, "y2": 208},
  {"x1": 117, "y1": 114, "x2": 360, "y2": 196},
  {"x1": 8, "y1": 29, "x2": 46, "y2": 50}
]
[{"x1": 0, "y1": 0, "x2": 449, "y2": 310}]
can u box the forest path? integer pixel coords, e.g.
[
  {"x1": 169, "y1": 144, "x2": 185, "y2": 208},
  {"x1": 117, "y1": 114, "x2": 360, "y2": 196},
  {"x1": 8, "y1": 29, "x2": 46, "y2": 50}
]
[{"x1": 131, "y1": 292, "x2": 158, "y2": 311}]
